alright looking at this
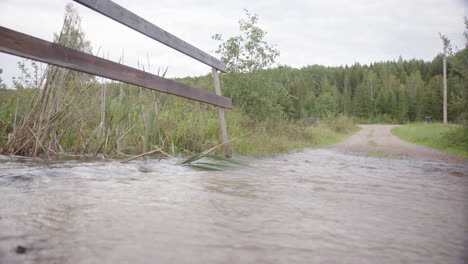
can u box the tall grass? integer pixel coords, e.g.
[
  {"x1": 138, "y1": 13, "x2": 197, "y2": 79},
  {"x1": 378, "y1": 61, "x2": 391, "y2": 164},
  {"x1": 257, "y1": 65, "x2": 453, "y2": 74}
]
[
  {"x1": 0, "y1": 4, "x2": 360, "y2": 158},
  {"x1": 392, "y1": 124, "x2": 468, "y2": 159},
  {"x1": 231, "y1": 115, "x2": 359, "y2": 156},
  {"x1": 1, "y1": 81, "x2": 359, "y2": 157}
]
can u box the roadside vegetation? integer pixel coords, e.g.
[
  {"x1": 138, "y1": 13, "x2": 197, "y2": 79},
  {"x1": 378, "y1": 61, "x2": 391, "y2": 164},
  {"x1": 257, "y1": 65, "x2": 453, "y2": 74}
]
[
  {"x1": 392, "y1": 124, "x2": 468, "y2": 159},
  {"x1": 0, "y1": 81, "x2": 358, "y2": 157},
  {"x1": 0, "y1": 5, "x2": 466, "y2": 158}
]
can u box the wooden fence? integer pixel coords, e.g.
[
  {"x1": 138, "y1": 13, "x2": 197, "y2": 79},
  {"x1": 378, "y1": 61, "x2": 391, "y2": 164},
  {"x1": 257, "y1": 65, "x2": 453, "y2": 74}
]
[{"x1": 0, "y1": 0, "x2": 232, "y2": 157}]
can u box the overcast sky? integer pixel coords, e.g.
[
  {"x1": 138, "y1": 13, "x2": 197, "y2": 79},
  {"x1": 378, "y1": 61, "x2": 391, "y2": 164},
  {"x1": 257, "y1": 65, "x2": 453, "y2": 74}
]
[{"x1": 0, "y1": 0, "x2": 466, "y2": 87}]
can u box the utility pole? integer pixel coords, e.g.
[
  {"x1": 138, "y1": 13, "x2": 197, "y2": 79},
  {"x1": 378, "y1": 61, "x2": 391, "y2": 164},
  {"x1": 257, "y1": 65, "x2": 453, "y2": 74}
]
[{"x1": 439, "y1": 33, "x2": 451, "y2": 125}]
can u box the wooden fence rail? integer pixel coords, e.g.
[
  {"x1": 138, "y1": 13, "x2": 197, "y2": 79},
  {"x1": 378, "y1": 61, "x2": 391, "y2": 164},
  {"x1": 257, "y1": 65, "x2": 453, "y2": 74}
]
[
  {"x1": 73, "y1": 0, "x2": 227, "y2": 73},
  {"x1": 1, "y1": 0, "x2": 233, "y2": 156},
  {"x1": 0, "y1": 27, "x2": 232, "y2": 108}
]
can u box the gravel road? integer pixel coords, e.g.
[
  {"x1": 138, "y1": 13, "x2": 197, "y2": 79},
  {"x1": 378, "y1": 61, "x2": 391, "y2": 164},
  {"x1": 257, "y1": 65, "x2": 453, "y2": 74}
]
[{"x1": 328, "y1": 125, "x2": 467, "y2": 165}]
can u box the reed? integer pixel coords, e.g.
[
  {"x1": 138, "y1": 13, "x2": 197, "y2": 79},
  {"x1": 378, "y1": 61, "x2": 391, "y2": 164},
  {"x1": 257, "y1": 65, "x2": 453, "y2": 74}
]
[{"x1": 0, "y1": 4, "x2": 360, "y2": 158}]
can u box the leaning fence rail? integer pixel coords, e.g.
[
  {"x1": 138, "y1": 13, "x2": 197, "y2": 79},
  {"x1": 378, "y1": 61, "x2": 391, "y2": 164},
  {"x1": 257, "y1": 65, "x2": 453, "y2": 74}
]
[
  {"x1": 73, "y1": 0, "x2": 228, "y2": 72},
  {"x1": 0, "y1": 27, "x2": 232, "y2": 108}
]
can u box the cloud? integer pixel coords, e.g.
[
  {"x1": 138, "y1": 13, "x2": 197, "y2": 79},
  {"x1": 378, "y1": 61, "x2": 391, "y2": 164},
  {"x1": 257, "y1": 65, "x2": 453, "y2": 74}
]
[{"x1": 0, "y1": 0, "x2": 466, "y2": 87}]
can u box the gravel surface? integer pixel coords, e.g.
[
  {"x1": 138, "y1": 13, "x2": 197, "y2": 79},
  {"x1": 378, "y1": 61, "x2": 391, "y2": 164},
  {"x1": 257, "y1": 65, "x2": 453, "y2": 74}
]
[{"x1": 328, "y1": 125, "x2": 467, "y2": 165}]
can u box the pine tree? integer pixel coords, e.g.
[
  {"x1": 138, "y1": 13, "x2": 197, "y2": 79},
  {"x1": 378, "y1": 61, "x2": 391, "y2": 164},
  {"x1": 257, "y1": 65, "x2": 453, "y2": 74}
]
[{"x1": 406, "y1": 71, "x2": 425, "y2": 121}]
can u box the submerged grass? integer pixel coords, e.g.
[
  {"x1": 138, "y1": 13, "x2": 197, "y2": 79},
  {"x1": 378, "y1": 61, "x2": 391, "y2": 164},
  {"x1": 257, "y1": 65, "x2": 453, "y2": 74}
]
[
  {"x1": 183, "y1": 153, "x2": 251, "y2": 171},
  {"x1": 392, "y1": 123, "x2": 468, "y2": 159}
]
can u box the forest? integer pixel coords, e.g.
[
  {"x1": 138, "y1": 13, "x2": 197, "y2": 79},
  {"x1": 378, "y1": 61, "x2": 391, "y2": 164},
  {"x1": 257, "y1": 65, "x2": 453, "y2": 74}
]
[
  {"x1": 186, "y1": 10, "x2": 467, "y2": 125},
  {"x1": 179, "y1": 52, "x2": 467, "y2": 124},
  {"x1": 0, "y1": 5, "x2": 466, "y2": 157}
]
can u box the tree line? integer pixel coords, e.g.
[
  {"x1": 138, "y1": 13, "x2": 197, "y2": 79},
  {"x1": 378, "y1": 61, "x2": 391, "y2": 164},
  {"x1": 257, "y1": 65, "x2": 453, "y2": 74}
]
[
  {"x1": 207, "y1": 11, "x2": 467, "y2": 124},
  {"x1": 2, "y1": 8, "x2": 467, "y2": 126},
  {"x1": 227, "y1": 53, "x2": 466, "y2": 123}
]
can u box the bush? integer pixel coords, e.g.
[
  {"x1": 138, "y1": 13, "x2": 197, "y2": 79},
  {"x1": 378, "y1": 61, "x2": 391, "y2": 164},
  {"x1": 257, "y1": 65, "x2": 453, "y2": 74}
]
[
  {"x1": 222, "y1": 71, "x2": 291, "y2": 122},
  {"x1": 323, "y1": 115, "x2": 355, "y2": 133},
  {"x1": 441, "y1": 125, "x2": 468, "y2": 152}
]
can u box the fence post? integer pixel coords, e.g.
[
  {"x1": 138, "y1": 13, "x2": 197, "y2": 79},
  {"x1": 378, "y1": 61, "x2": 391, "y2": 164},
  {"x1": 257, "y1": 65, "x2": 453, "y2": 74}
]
[{"x1": 212, "y1": 68, "x2": 232, "y2": 158}]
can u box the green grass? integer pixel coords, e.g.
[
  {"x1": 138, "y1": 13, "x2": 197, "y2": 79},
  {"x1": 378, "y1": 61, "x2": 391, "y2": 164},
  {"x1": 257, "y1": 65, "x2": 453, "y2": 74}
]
[
  {"x1": 392, "y1": 124, "x2": 468, "y2": 159},
  {"x1": 1, "y1": 86, "x2": 361, "y2": 158},
  {"x1": 232, "y1": 116, "x2": 361, "y2": 157}
]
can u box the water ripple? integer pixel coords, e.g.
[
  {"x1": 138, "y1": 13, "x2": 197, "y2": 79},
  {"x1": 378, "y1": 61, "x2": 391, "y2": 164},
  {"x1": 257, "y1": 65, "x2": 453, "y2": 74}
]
[{"x1": 0, "y1": 150, "x2": 467, "y2": 263}]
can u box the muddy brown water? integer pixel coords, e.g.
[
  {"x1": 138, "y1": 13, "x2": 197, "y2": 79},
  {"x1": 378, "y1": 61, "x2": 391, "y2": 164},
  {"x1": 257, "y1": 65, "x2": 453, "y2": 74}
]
[{"x1": 0, "y1": 147, "x2": 467, "y2": 263}]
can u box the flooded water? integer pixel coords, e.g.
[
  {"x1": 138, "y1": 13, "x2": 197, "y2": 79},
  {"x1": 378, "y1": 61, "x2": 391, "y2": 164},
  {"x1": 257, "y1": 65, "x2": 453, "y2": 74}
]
[{"x1": 0, "y1": 149, "x2": 467, "y2": 263}]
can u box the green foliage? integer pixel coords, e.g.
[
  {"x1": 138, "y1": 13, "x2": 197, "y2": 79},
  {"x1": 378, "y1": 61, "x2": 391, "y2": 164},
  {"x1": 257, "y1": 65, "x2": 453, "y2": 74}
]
[
  {"x1": 212, "y1": 34, "x2": 466, "y2": 124},
  {"x1": 406, "y1": 71, "x2": 425, "y2": 120},
  {"x1": 439, "y1": 33, "x2": 453, "y2": 56},
  {"x1": 465, "y1": 16, "x2": 468, "y2": 48},
  {"x1": 441, "y1": 125, "x2": 468, "y2": 155},
  {"x1": 182, "y1": 153, "x2": 251, "y2": 171},
  {"x1": 2, "y1": 4, "x2": 467, "y2": 158},
  {"x1": 212, "y1": 9, "x2": 279, "y2": 73},
  {"x1": 222, "y1": 71, "x2": 290, "y2": 121},
  {"x1": 12, "y1": 61, "x2": 42, "y2": 90},
  {"x1": 1, "y1": 3, "x2": 94, "y2": 156},
  {"x1": 0, "y1": 89, "x2": 36, "y2": 146},
  {"x1": 314, "y1": 93, "x2": 338, "y2": 118},
  {"x1": 0, "y1": 68, "x2": 6, "y2": 89},
  {"x1": 392, "y1": 124, "x2": 468, "y2": 158},
  {"x1": 231, "y1": 115, "x2": 358, "y2": 156},
  {"x1": 55, "y1": 3, "x2": 92, "y2": 53},
  {"x1": 217, "y1": 43, "x2": 467, "y2": 124},
  {"x1": 323, "y1": 114, "x2": 357, "y2": 134},
  {"x1": 3, "y1": 48, "x2": 467, "y2": 156}
]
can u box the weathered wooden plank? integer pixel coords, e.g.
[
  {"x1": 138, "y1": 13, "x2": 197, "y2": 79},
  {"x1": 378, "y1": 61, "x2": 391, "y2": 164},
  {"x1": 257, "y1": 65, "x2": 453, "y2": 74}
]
[
  {"x1": 73, "y1": 0, "x2": 228, "y2": 73},
  {"x1": 212, "y1": 68, "x2": 231, "y2": 158},
  {"x1": 0, "y1": 26, "x2": 232, "y2": 108}
]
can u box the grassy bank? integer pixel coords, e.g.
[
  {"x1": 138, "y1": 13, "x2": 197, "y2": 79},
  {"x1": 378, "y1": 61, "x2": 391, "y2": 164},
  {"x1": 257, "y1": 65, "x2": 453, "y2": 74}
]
[
  {"x1": 232, "y1": 115, "x2": 360, "y2": 156},
  {"x1": 0, "y1": 84, "x2": 359, "y2": 157},
  {"x1": 0, "y1": 73, "x2": 361, "y2": 158},
  {"x1": 392, "y1": 124, "x2": 468, "y2": 159}
]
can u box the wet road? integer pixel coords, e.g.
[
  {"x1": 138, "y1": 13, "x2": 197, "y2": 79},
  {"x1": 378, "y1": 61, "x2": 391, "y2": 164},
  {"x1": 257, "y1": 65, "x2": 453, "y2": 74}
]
[{"x1": 329, "y1": 125, "x2": 466, "y2": 164}]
